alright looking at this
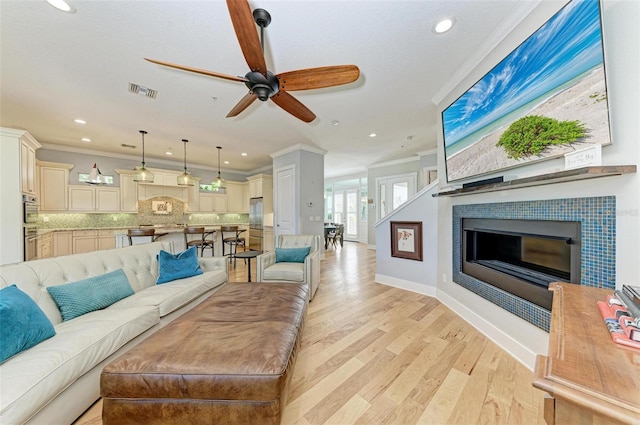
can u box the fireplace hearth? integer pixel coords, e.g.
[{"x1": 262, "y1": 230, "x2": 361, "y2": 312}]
[{"x1": 462, "y1": 218, "x2": 581, "y2": 310}]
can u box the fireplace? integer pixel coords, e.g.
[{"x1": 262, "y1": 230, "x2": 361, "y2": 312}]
[
  {"x1": 462, "y1": 218, "x2": 581, "y2": 310},
  {"x1": 452, "y1": 196, "x2": 615, "y2": 331}
]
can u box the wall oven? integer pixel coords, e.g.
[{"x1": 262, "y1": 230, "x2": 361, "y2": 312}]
[
  {"x1": 23, "y1": 194, "x2": 38, "y2": 224},
  {"x1": 23, "y1": 195, "x2": 39, "y2": 261}
]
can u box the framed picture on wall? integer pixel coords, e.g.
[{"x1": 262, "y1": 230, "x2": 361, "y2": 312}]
[{"x1": 391, "y1": 221, "x2": 423, "y2": 261}]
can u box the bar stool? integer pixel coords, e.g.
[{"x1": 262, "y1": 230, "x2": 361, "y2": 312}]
[
  {"x1": 184, "y1": 227, "x2": 216, "y2": 257},
  {"x1": 127, "y1": 228, "x2": 156, "y2": 245},
  {"x1": 221, "y1": 225, "x2": 246, "y2": 266}
]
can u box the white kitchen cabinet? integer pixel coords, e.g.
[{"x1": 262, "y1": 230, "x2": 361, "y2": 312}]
[
  {"x1": 72, "y1": 230, "x2": 97, "y2": 253},
  {"x1": 0, "y1": 128, "x2": 41, "y2": 264},
  {"x1": 199, "y1": 193, "x2": 227, "y2": 212},
  {"x1": 247, "y1": 174, "x2": 273, "y2": 213},
  {"x1": 98, "y1": 229, "x2": 116, "y2": 250},
  {"x1": 117, "y1": 171, "x2": 138, "y2": 212},
  {"x1": 38, "y1": 161, "x2": 73, "y2": 211},
  {"x1": 227, "y1": 181, "x2": 248, "y2": 212},
  {"x1": 96, "y1": 188, "x2": 120, "y2": 211},
  {"x1": 69, "y1": 185, "x2": 120, "y2": 212},
  {"x1": 21, "y1": 141, "x2": 37, "y2": 195},
  {"x1": 138, "y1": 184, "x2": 187, "y2": 201},
  {"x1": 37, "y1": 232, "x2": 52, "y2": 259},
  {"x1": 185, "y1": 183, "x2": 201, "y2": 212},
  {"x1": 53, "y1": 231, "x2": 73, "y2": 257},
  {"x1": 264, "y1": 227, "x2": 274, "y2": 252}
]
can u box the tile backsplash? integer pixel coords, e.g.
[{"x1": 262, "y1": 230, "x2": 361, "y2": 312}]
[{"x1": 38, "y1": 196, "x2": 248, "y2": 229}]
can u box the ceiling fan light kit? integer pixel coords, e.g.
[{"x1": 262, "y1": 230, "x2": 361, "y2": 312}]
[
  {"x1": 133, "y1": 130, "x2": 154, "y2": 183},
  {"x1": 145, "y1": 0, "x2": 360, "y2": 123},
  {"x1": 177, "y1": 138, "x2": 195, "y2": 186}
]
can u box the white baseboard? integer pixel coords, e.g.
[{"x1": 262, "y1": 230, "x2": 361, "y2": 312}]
[
  {"x1": 375, "y1": 274, "x2": 437, "y2": 298},
  {"x1": 436, "y1": 289, "x2": 543, "y2": 370},
  {"x1": 367, "y1": 244, "x2": 377, "y2": 250}
]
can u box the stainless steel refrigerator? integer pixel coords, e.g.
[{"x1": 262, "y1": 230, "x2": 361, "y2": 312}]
[{"x1": 249, "y1": 197, "x2": 263, "y2": 251}]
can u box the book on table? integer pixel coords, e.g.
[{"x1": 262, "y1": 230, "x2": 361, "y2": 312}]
[{"x1": 597, "y1": 295, "x2": 640, "y2": 349}]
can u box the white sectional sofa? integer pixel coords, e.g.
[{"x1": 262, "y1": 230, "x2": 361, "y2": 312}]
[{"x1": 0, "y1": 241, "x2": 228, "y2": 425}]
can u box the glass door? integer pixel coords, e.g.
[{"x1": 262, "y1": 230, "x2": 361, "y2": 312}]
[
  {"x1": 376, "y1": 173, "x2": 417, "y2": 220},
  {"x1": 333, "y1": 187, "x2": 359, "y2": 241}
]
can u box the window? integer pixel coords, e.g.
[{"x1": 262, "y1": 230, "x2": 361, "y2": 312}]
[{"x1": 376, "y1": 173, "x2": 417, "y2": 220}]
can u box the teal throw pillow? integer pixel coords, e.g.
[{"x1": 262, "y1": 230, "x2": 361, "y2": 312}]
[
  {"x1": 47, "y1": 269, "x2": 134, "y2": 321},
  {"x1": 1, "y1": 285, "x2": 56, "y2": 363},
  {"x1": 275, "y1": 246, "x2": 311, "y2": 263},
  {"x1": 156, "y1": 246, "x2": 203, "y2": 284}
]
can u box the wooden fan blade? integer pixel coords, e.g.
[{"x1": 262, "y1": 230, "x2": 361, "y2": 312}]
[
  {"x1": 144, "y1": 58, "x2": 248, "y2": 83},
  {"x1": 277, "y1": 65, "x2": 360, "y2": 91},
  {"x1": 271, "y1": 91, "x2": 316, "y2": 123},
  {"x1": 226, "y1": 0, "x2": 267, "y2": 76},
  {"x1": 226, "y1": 92, "x2": 258, "y2": 118}
]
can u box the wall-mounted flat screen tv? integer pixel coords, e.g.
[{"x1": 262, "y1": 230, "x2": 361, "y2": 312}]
[{"x1": 442, "y1": 0, "x2": 611, "y2": 183}]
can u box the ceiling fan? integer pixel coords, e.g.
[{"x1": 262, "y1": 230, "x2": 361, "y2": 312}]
[{"x1": 145, "y1": 0, "x2": 360, "y2": 123}]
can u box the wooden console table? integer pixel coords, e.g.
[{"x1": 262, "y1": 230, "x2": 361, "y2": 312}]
[{"x1": 533, "y1": 283, "x2": 640, "y2": 424}]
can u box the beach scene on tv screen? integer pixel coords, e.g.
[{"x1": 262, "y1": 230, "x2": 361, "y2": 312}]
[{"x1": 443, "y1": 0, "x2": 611, "y2": 183}]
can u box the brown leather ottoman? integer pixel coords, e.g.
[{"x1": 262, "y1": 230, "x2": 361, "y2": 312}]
[{"x1": 100, "y1": 283, "x2": 308, "y2": 425}]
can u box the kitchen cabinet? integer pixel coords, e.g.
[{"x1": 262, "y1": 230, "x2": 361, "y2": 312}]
[
  {"x1": 98, "y1": 229, "x2": 116, "y2": 250},
  {"x1": 69, "y1": 186, "x2": 120, "y2": 212},
  {"x1": 199, "y1": 193, "x2": 227, "y2": 212},
  {"x1": 38, "y1": 161, "x2": 73, "y2": 211},
  {"x1": 72, "y1": 229, "x2": 117, "y2": 253},
  {"x1": 137, "y1": 169, "x2": 182, "y2": 187},
  {"x1": 247, "y1": 174, "x2": 272, "y2": 198},
  {"x1": 138, "y1": 184, "x2": 187, "y2": 202},
  {"x1": 0, "y1": 128, "x2": 42, "y2": 265},
  {"x1": 37, "y1": 232, "x2": 52, "y2": 259},
  {"x1": 247, "y1": 174, "x2": 273, "y2": 213},
  {"x1": 185, "y1": 184, "x2": 200, "y2": 213},
  {"x1": 21, "y1": 140, "x2": 37, "y2": 195},
  {"x1": 53, "y1": 231, "x2": 72, "y2": 257},
  {"x1": 263, "y1": 227, "x2": 274, "y2": 252},
  {"x1": 72, "y1": 230, "x2": 97, "y2": 253},
  {"x1": 227, "y1": 181, "x2": 248, "y2": 212},
  {"x1": 117, "y1": 171, "x2": 138, "y2": 212}
]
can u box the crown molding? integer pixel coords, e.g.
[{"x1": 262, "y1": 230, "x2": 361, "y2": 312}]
[{"x1": 270, "y1": 143, "x2": 327, "y2": 159}]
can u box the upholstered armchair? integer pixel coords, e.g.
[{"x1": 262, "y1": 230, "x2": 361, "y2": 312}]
[{"x1": 256, "y1": 234, "x2": 321, "y2": 300}]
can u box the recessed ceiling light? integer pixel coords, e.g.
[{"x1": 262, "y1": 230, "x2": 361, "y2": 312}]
[
  {"x1": 74, "y1": 118, "x2": 86, "y2": 124},
  {"x1": 331, "y1": 120, "x2": 340, "y2": 126},
  {"x1": 434, "y1": 18, "x2": 454, "y2": 34},
  {"x1": 165, "y1": 150, "x2": 173, "y2": 156},
  {"x1": 81, "y1": 137, "x2": 91, "y2": 143},
  {"x1": 369, "y1": 133, "x2": 377, "y2": 138},
  {"x1": 46, "y1": 0, "x2": 76, "y2": 13},
  {"x1": 224, "y1": 161, "x2": 230, "y2": 164},
  {"x1": 241, "y1": 152, "x2": 247, "y2": 156}
]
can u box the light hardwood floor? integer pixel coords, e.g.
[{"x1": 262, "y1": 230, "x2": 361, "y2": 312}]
[{"x1": 74, "y1": 242, "x2": 547, "y2": 425}]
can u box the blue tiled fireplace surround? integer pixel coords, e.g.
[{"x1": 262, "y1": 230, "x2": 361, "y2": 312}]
[{"x1": 453, "y1": 196, "x2": 616, "y2": 331}]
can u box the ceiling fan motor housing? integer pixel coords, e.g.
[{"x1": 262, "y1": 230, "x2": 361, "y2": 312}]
[{"x1": 245, "y1": 71, "x2": 280, "y2": 101}]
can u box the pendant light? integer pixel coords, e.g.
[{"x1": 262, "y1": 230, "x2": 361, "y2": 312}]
[
  {"x1": 86, "y1": 163, "x2": 106, "y2": 185},
  {"x1": 133, "y1": 130, "x2": 154, "y2": 183},
  {"x1": 211, "y1": 146, "x2": 226, "y2": 192},
  {"x1": 177, "y1": 139, "x2": 195, "y2": 186}
]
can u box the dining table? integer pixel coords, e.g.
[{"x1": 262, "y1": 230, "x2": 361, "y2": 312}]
[{"x1": 324, "y1": 225, "x2": 336, "y2": 249}]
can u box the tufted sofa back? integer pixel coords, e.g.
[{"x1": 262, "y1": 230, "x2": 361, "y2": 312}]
[
  {"x1": 276, "y1": 234, "x2": 320, "y2": 253},
  {"x1": 0, "y1": 242, "x2": 173, "y2": 325}
]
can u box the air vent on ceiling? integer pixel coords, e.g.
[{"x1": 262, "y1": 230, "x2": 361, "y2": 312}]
[
  {"x1": 121, "y1": 143, "x2": 136, "y2": 149},
  {"x1": 128, "y1": 82, "x2": 157, "y2": 99}
]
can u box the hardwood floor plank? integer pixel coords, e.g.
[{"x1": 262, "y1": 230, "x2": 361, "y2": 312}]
[
  {"x1": 417, "y1": 368, "x2": 469, "y2": 424},
  {"x1": 74, "y1": 242, "x2": 546, "y2": 425}
]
